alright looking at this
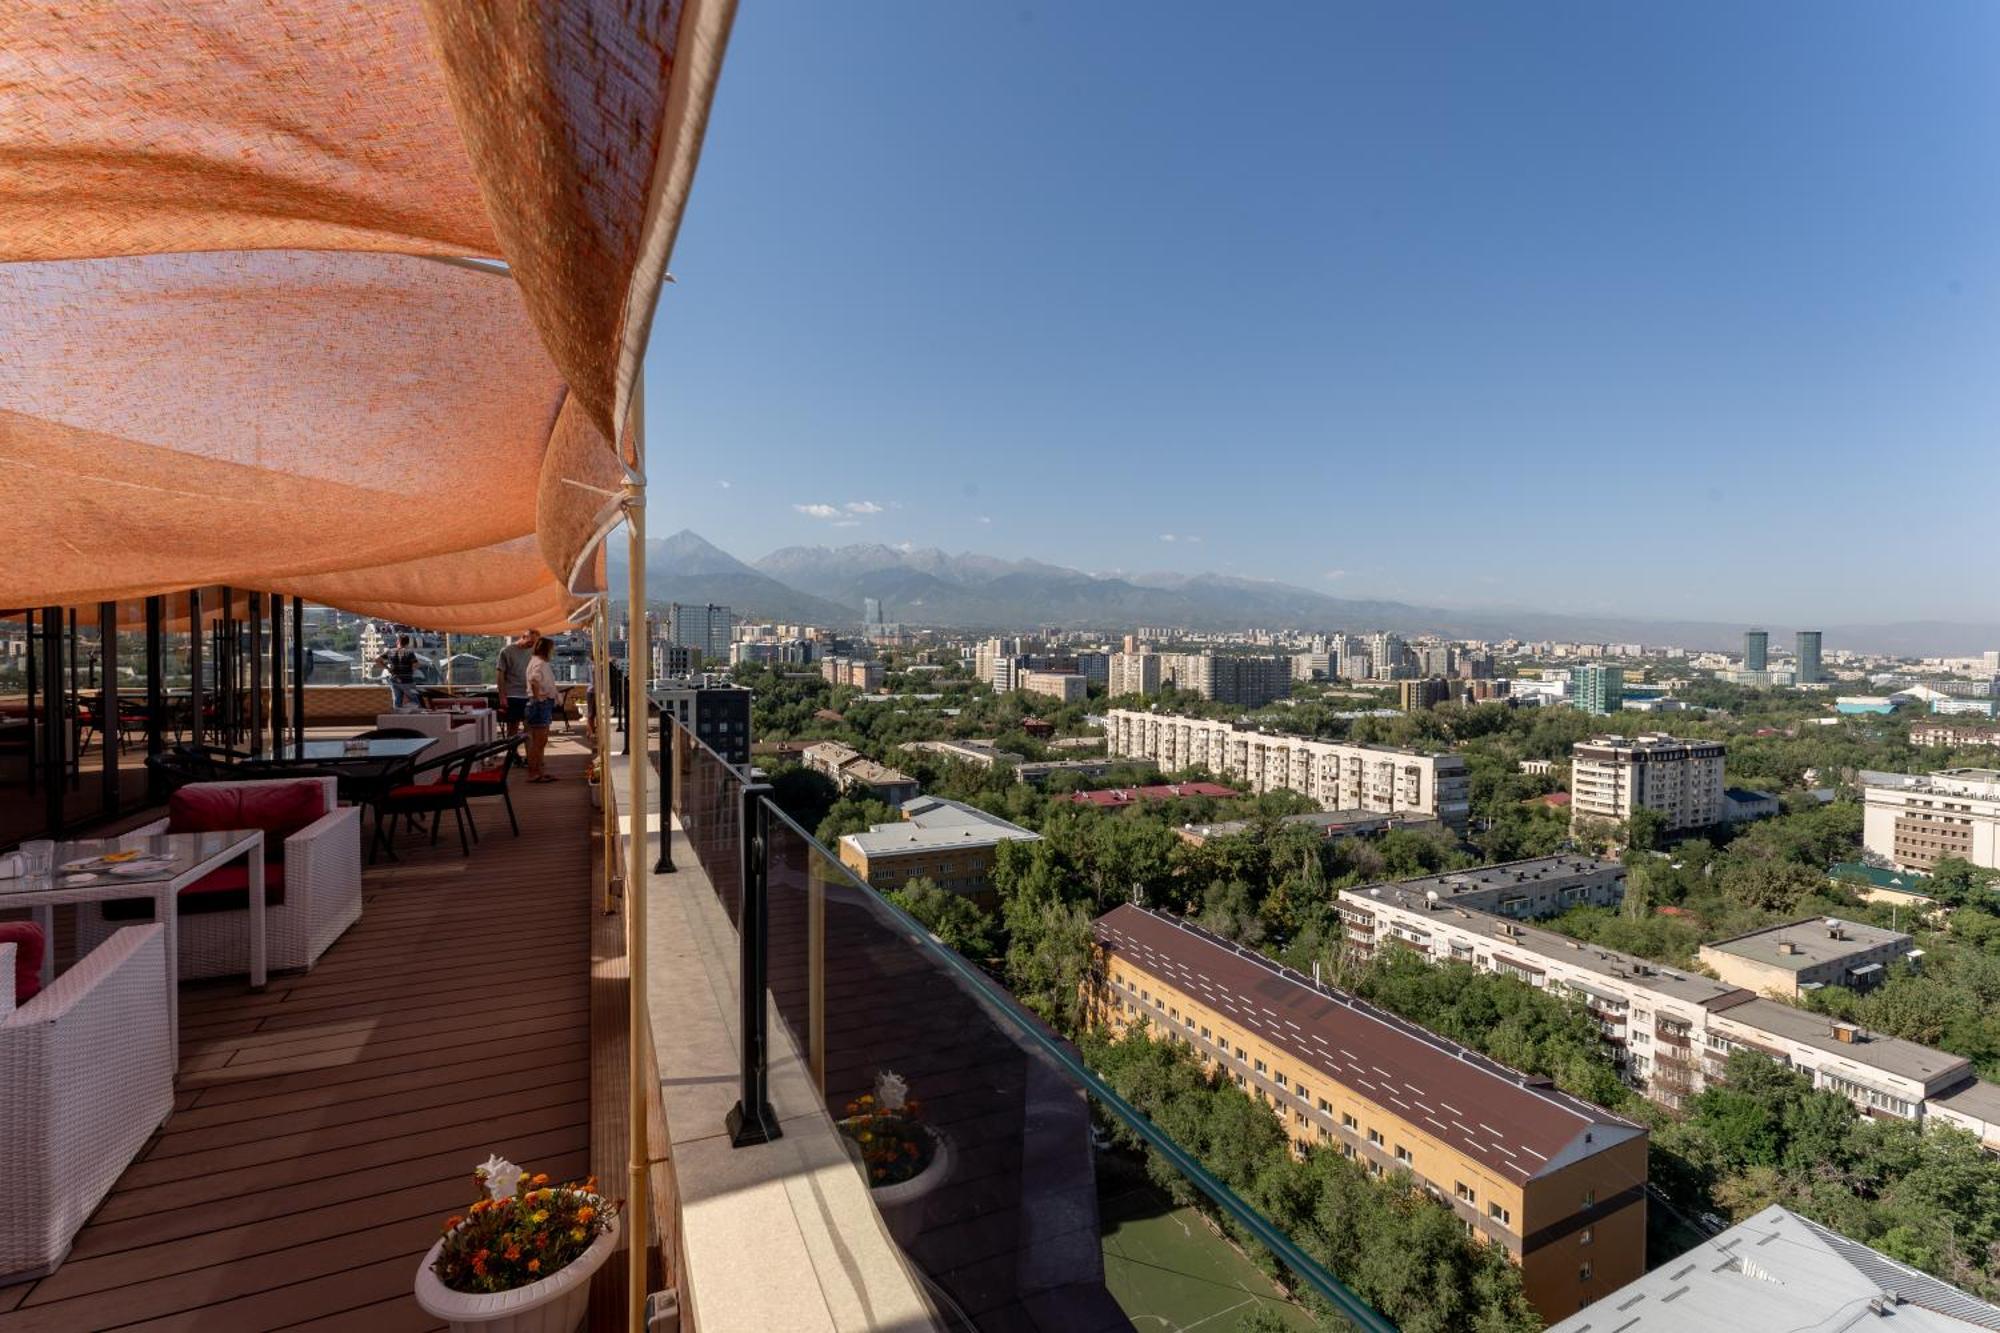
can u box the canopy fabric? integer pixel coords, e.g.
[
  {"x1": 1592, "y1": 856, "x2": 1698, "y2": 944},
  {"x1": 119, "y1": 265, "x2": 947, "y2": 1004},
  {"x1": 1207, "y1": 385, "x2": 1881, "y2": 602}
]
[{"x1": 0, "y1": 0, "x2": 735, "y2": 629}]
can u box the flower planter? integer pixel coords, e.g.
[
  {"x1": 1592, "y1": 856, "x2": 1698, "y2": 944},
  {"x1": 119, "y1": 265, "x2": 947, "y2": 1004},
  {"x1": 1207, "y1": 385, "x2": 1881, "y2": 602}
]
[
  {"x1": 586, "y1": 777, "x2": 602, "y2": 810},
  {"x1": 868, "y1": 1125, "x2": 951, "y2": 1208},
  {"x1": 414, "y1": 1208, "x2": 620, "y2": 1333}
]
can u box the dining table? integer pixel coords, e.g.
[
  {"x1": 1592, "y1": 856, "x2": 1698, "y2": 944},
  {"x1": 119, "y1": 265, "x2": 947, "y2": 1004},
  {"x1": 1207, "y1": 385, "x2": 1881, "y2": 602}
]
[
  {"x1": 246, "y1": 737, "x2": 437, "y2": 765},
  {"x1": 0, "y1": 830, "x2": 268, "y2": 1067}
]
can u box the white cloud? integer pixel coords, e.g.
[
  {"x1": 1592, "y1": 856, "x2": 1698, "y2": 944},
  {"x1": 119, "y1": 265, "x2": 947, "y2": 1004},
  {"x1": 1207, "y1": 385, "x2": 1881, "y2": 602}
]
[
  {"x1": 1158, "y1": 533, "x2": 1178, "y2": 543},
  {"x1": 717, "y1": 479, "x2": 732, "y2": 490},
  {"x1": 832, "y1": 519, "x2": 861, "y2": 528},
  {"x1": 1159, "y1": 533, "x2": 1203, "y2": 544},
  {"x1": 1322, "y1": 569, "x2": 1347, "y2": 581},
  {"x1": 976, "y1": 515, "x2": 992, "y2": 525},
  {"x1": 894, "y1": 541, "x2": 914, "y2": 552},
  {"x1": 793, "y1": 503, "x2": 841, "y2": 519},
  {"x1": 844, "y1": 500, "x2": 883, "y2": 515}
]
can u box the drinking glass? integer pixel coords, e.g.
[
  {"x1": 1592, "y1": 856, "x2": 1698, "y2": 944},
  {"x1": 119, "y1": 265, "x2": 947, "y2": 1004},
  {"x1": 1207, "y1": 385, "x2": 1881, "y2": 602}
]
[{"x1": 21, "y1": 839, "x2": 55, "y2": 877}]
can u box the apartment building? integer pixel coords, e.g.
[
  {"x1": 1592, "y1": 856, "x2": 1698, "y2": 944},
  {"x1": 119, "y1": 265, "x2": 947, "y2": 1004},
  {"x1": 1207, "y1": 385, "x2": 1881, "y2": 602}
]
[
  {"x1": 1091, "y1": 904, "x2": 1649, "y2": 1324},
  {"x1": 1795, "y1": 629, "x2": 1824, "y2": 685},
  {"x1": 1206, "y1": 653, "x2": 1293, "y2": 707},
  {"x1": 818, "y1": 656, "x2": 885, "y2": 692},
  {"x1": 1570, "y1": 734, "x2": 1726, "y2": 832},
  {"x1": 1862, "y1": 768, "x2": 2000, "y2": 872},
  {"x1": 653, "y1": 675, "x2": 753, "y2": 768},
  {"x1": 1697, "y1": 917, "x2": 1914, "y2": 999},
  {"x1": 1743, "y1": 629, "x2": 1768, "y2": 672},
  {"x1": 801, "y1": 741, "x2": 920, "y2": 806},
  {"x1": 837, "y1": 795, "x2": 1040, "y2": 899},
  {"x1": 1107, "y1": 650, "x2": 1162, "y2": 697},
  {"x1": 1104, "y1": 709, "x2": 1470, "y2": 830},
  {"x1": 1911, "y1": 719, "x2": 2000, "y2": 750},
  {"x1": 901, "y1": 739, "x2": 1023, "y2": 771},
  {"x1": 1337, "y1": 867, "x2": 1974, "y2": 1119},
  {"x1": 1398, "y1": 676, "x2": 1449, "y2": 713},
  {"x1": 1019, "y1": 669, "x2": 1087, "y2": 704}
]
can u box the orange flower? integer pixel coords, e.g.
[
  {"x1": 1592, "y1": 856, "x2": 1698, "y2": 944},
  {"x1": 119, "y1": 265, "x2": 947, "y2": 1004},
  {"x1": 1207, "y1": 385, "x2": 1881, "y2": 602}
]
[
  {"x1": 444, "y1": 1215, "x2": 464, "y2": 1232},
  {"x1": 504, "y1": 1244, "x2": 522, "y2": 1261},
  {"x1": 576, "y1": 1205, "x2": 596, "y2": 1223},
  {"x1": 527, "y1": 1258, "x2": 541, "y2": 1273},
  {"x1": 532, "y1": 1173, "x2": 549, "y2": 1185}
]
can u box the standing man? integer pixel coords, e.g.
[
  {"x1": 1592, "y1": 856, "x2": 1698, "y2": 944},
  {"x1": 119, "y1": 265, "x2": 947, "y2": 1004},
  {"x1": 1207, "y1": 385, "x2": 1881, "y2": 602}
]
[
  {"x1": 378, "y1": 633, "x2": 423, "y2": 711},
  {"x1": 496, "y1": 627, "x2": 537, "y2": 738}
]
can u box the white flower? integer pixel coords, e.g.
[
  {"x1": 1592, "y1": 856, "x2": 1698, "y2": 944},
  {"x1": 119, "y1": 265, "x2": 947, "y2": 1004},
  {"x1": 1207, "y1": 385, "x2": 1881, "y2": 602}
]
[
  {"x1": 874, "y1": 1070, "x2": 908, "y2": 1113},
  {"x1": 477, "y1": 1154, "x2": 524, "y2": 1201}
]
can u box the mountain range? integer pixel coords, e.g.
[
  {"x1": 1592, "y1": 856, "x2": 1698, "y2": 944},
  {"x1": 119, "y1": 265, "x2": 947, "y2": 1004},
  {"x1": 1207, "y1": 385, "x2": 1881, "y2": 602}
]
[{"x1": 606, "y1": 531, "x2": 2000, "y2": 657}]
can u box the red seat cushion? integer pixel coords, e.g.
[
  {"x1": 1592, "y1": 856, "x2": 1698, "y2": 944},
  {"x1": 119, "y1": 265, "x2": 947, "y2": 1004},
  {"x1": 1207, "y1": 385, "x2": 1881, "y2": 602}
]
[
  {"x1": 463, "y1": 768, "x2": 506, "y2": 787},
  {"x1": 387, "y1": 782, "x2": 456, "y2": 799},
  {"x1": 167, "y1": 781, "x2": 327, "y2": 865},
  {"x1": 1, "y1": 920, "x2": 44, "y2": 1006},
  {"x1": 101, "y1": 862, "x2": 287, "y2": 922}
]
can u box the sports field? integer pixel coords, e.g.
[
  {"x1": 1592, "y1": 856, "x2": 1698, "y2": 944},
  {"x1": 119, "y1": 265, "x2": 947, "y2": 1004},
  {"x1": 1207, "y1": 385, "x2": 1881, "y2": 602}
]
[{"x1": 1099, "y1": 1170, "x2": 1326, "y2": 1333}]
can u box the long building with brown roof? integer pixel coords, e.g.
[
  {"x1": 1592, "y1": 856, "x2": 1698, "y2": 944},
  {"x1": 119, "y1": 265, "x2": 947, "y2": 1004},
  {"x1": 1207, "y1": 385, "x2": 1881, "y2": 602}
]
[{"x1": 1090, "y1": 904, "x2": 1648, "y2": 1323}]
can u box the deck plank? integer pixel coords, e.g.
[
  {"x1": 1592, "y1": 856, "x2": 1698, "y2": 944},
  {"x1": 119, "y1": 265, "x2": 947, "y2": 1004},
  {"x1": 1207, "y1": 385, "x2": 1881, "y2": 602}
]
[{"x1": 0, "y1": 740, "x2": 597, "y2": 1332}]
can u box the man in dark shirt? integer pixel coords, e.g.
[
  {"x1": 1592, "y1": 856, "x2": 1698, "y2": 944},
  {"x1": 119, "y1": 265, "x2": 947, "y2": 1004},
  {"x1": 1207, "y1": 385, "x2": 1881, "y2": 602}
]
[{"x1": 379, "y1": 633, "x2": 422, "y2": 711}]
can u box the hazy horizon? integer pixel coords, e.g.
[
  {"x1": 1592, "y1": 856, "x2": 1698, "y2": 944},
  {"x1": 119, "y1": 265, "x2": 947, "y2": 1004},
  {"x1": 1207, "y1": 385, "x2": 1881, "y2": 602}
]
[{"x1": 642, "y1": 2, "x2": 2000, "y2": 625}]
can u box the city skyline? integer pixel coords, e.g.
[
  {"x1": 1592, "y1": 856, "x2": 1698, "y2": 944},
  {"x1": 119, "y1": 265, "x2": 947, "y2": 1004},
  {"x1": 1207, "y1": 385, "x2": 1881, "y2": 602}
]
[{"x1": 645, "y1": 2, "x2": 2000, "y2": 624}]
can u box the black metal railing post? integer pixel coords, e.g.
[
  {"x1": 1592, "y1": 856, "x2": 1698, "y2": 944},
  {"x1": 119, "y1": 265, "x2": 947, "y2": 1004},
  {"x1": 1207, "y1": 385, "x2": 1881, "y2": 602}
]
[
  {"x1": 725, "y1": 781, "x2": 782, "y2": 1148},
  {"x1": 655, "y1": 702, "x2": 676, "y2": 873}
]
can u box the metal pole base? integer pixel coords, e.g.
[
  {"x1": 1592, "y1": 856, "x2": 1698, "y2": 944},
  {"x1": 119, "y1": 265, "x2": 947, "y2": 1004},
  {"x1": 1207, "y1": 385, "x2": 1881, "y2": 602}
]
[{"x1": 725, "y1": 1099, "x2": 782, "y2": 1148}]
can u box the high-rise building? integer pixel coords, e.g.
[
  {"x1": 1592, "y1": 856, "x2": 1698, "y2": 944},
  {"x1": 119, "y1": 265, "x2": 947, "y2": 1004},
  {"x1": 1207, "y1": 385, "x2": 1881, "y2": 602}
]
[
  {"x1": 1108, "y1": 650, "x2": 1162, "y2": 697},
  {"x1": 667, "y1": 602, "x2": 732, "y2": 667},
  {"x1": 862, "y1": 597, "x2": 883, "y2": 627},
  {"x1": 1572, "y1": 664, "x2": 1625, "y2": 716},
  {"x1": 1105, "y1": 709, "x2": 1470, "y2": 829},
  {"x1": 1570, "y1": 733, "x2": 1727, "y2": 832},
  {"x1": 1743, "y1": 629, "x2": 1768, "y2": 672},
  {"x1": 1795, "y1": 630, "x2": 1823, "y2": 684},
  {"x1": 1398, "y1": 677, "x2": 1448, "y2": 712},
  {"x1": 1206, "y1": 653, "x2": 1293, "y2": 707}
]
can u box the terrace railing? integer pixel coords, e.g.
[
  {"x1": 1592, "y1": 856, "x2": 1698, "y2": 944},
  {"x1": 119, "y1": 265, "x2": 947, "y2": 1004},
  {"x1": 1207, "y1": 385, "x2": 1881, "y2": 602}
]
[{"x1": 651, "y1": 701, "x2": 1396, "y2": 1332}]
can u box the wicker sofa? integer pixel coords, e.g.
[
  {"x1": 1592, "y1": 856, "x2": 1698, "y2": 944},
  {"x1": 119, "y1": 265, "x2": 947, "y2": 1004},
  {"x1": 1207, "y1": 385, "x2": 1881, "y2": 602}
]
[
  {"x1": 76, "y1": 776, "x2": 363, "y2": 980},
  {"x1": 1, "y1": 924, "x2": 173, "y2": 1283}
]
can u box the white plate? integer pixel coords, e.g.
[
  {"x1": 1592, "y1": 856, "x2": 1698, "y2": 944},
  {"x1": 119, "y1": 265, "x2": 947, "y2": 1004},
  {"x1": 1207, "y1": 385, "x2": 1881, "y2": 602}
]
[
  {"x1": 60, "y1": 857, "x2": 101, "y2": 871},
  {"x1": 60, "y1": 872, "x2": 98, "y2": 886},
  {"x1": 108, "y1": 862, "x2": 171, "y2": 877}
]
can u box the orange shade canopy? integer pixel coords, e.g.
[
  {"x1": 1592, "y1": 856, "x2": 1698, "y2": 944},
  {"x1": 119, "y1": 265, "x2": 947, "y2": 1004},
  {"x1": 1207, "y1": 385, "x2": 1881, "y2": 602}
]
[{"x1": 0, "y1": 0, "x2": 735, "y2": 631}]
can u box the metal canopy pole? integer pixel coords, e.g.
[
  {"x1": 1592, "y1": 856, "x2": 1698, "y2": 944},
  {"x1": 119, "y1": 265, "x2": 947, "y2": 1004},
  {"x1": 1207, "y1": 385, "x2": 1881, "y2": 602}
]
[
  {"x1": 623, "y1": 390, "x2": 652, "y2": 1332},
  {"x1": 99, "y1": 601, "x2": 119, "y2": 814},
  {"x1": 249, "y1": 592, "x2": 264, "y2": 758},
  {"x1": 270, "y1": 594, "x2": 286, "y2": 756},
  {"x1": 291, "y1": 597, "x2": 305, "y2": 749},
  {"x1": 187, "y1": 588, "x2": 204, "y2": 748}
]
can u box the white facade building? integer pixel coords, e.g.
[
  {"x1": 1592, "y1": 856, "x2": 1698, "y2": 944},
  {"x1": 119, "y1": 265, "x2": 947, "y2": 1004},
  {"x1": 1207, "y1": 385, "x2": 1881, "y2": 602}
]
[
  {"x1": 1862, "y1": 768, "x2": 2000, "y2": 873},
  {"x1": 1104, "y1": 709, "x2": 1469, "y2": 829}
]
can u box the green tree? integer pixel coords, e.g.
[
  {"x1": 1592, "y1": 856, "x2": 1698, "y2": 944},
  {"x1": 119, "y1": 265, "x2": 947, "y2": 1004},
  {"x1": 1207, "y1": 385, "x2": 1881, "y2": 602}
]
[{"x1": 886, "y1": 876, "x2": 998, "y2": 959}]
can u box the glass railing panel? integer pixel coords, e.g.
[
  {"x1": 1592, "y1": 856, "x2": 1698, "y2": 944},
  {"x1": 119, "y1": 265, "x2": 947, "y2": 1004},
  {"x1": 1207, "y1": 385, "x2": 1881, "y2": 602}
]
[
  {"x1": 661, "y1": 710, "x2": 742, "y2": 925},
  {"x1": 759, "y1": 799, "x2": 1388, "y2": 1333}
]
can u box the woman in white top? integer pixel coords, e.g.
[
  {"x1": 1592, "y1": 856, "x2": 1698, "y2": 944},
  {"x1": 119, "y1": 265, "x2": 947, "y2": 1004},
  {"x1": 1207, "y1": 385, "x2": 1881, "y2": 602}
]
[{"x1": 524, "y1": 635, "x2": 560, "y2": 781}]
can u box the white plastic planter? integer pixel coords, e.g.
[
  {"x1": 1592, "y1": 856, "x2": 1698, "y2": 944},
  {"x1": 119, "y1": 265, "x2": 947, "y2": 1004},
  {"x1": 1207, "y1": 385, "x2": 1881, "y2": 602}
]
[{"x1": 414, "y1": 1208, "x2": 621, "y2": 1333}]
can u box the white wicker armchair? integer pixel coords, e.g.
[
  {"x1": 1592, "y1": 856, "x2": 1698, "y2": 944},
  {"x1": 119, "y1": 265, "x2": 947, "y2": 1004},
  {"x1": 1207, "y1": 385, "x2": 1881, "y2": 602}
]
[
  {"x1": 1, "y1": 924, "x2": 174, "y2": 1284},
  {"x1": 76, "y1": 775, "x2": 363, "y2": 980}
]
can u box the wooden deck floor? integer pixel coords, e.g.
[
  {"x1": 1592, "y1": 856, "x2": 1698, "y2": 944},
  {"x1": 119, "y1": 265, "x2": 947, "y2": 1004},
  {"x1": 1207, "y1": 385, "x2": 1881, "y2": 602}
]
[{"x1": 0, "y1": 738, "x2": 600, "y2": 1332}]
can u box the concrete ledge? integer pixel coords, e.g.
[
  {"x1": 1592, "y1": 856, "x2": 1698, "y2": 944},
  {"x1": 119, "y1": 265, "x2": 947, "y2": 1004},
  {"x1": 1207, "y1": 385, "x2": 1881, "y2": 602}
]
[{"x1": 612, "y1": 764, "x2": 938, "y2": 1333}]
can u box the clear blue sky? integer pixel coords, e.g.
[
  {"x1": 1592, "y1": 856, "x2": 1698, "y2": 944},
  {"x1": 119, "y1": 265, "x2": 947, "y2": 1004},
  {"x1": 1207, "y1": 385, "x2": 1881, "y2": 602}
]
[{"x1": 643, "y1": 2, "x2": 2000, "y2": 626}]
